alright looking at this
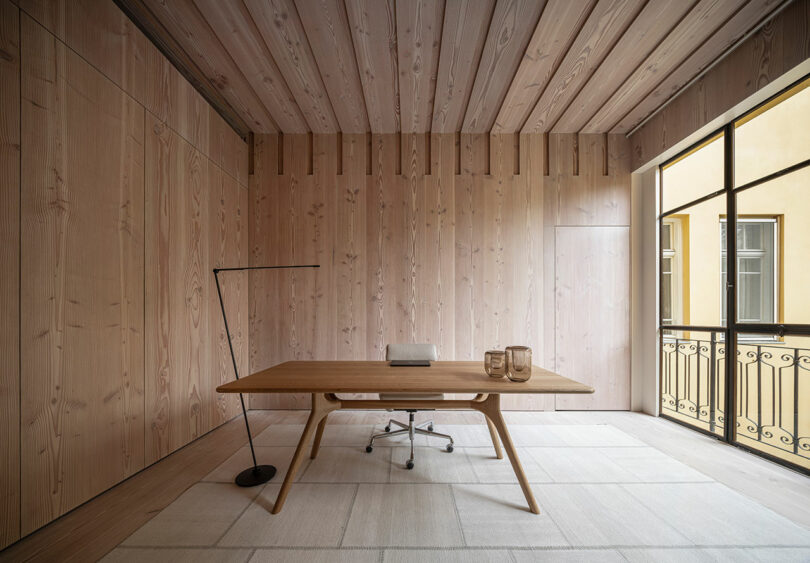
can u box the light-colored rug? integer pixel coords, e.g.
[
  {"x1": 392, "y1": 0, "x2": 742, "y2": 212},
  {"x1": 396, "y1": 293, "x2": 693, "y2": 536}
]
[{"x1": 103, "y1": 423, "x2": 810, "y2": 562}]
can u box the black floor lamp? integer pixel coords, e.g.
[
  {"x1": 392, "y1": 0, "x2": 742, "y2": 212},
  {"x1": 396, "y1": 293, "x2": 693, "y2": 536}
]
[{"x1": 213, "y1": 264, "x2": 320, "y2": 487}]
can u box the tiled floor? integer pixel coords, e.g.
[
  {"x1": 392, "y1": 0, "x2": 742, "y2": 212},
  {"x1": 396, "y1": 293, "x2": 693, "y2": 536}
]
[{"x1": 103, "y1": 420, "x2": 810, "y2": 562}]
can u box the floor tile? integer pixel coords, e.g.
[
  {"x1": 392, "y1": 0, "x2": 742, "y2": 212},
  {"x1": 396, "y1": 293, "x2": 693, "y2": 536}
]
[
  {"x1": 383, "y1": 549, "x2": 513, "y2": 562},
  {"x1": 525, "y1": 448, "x2": 638, "y2": 483},
  {"x1": 254, "y1": 425, "x2": 306, "y2": 446},
  {"x1": 102, "y1": 547, "x2": 252, "y2": 562},
  {"x1": 621, "y1": 547, "x2": 810, "y2": 562},
  {"x1": 623, "y1": 483, "x2": 810, "y2": 546},
  {"x1": 250, "y1": 548, "x2": 380, "y2": 562},
  {"x1": 511, "y1": 548, "x2": 625, "y2": 562},
  {"x1": 468, "y1": 447, "x2": 553, "y2": 484},
  {"x1": 535, "y1": 483, "x2": 691, "y2": 547},
  {"x1": 342, "y1": 484, "x2": 463, "y2": 547},
  {"x1": 424, "y1": 423, "x2": 498, "y2": 448},
  {"x1": 703, "y1": 547, "x2": 810, "y2": 562},
  {"x1": 549, "y1": 425, "x2": 646, "y2": 447},
  {"x1": 452, "y1": 484, "x2": 569, "y2": 547},
  {"x1": 121, "y1": 483, "x2": 259, "y2": 547},
  {"x1": 507, "y1": 425, "x2": 568, "y2": 447},
  {"x1": 218, "y1": 484, "x2": 356, "y2": 547},
  {"x1": 389, "y1": 447, "x2": 477, "y2": 483},
  {"x1": 600, "y1": 447, "x2": 711, "y2": 483},
  {"x1": 203, "y1": 447, "x2": 297, "y2": 483},
  {"x1": 301, "y1": 446, "x2": 390, "y2": 483},
  {"x1": 318, "y1": 424, "x2": 376, "y2": 446}
]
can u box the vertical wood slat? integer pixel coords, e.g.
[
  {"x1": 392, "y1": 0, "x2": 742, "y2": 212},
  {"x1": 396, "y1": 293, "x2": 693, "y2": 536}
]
[
  {"x1": 20, "y1": 14, "x2": 145, "y2": 533},
  {"x1": 249, "y1": 132, "x2": 630, "y2": 411},
  {"x1": 11, "y1": 1, "x2": 250, "y2": 542},
  {"x1": 0, "y1": 0, "x2": 20, "y2": 549}
]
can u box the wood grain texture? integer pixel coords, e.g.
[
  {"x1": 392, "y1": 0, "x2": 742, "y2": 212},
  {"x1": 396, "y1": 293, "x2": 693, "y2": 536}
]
[
  {"x1": 145, "y1": 115, "x2": 211, "y2": 464},
  {"x1": 194, "y1": 0, "x2": 309, "y2": 133},
  {"x1": 139, "y1": 0, "x2": 277, "y2": 133},
  {"x1": 244, "y1": 0, "x2": 339, "y2": 133},
  {"x1": 552, "y1": 0, "x2": 695, "y2": 133},
  {"x1": 611, "y1": 0, "x2": 784, "y2": 134},
  {"x1": 19, "y1": 0, "x2": 149, "y2": 106},
  {"x1": 461, "y1": 0, "x2": 546, "y2": 133},
  {"x1": 219, "y1": 361, "x2": 593, "y2": 395},
  {"x1": 431, "y1": 0, "x2": 494, "y2": 133},
  {"x1": 295, "y1": 0, "x2": 370, "y2": 133},
  {"x1": 493, "y1": 0, "x2": 595, "y2": 133},
  {"x1": 0, "y1": 0, "x2": 20, "y2": 549},
  {"x1": 554, "y1": 227, "x2": 630, "y2": 410},
  {"x1": 521, "y1": 0, "x2": 644, "y2": 134},
  {"x1": 249, "y1": 132, "x2": 627, "y2": 410},
  {"x1": 546, "y1": 133, "x2": 631, "y2": 226},
  {"x1": 20, "y1": 13, "x2": 145, "y2": 534},
  {"x1": 396, "y1": 0, "x2": 444, "y2": 133},
  {"x1": 629, "y1": 0, "x2": 810, "y2": 170},
  {"x1": 345, "y1": 0, "x2": 400, "y2": 133},
  {"x1": 583, "y1": 0, "x2": 748, "y2": 134},
  {"x1": 209, "y1": 173, "x2": 249, "y2": 427}
]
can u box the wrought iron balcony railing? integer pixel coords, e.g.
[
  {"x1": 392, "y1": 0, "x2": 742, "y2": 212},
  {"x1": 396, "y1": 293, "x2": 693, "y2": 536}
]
[{"x1": 661, "y1": 336, "x2": 809, "y2": 466}]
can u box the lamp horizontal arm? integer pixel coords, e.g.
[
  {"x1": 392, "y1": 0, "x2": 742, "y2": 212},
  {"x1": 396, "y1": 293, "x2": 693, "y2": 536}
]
[{"x1": 213, "y1": 264, "x2": 320, "y2": 273}]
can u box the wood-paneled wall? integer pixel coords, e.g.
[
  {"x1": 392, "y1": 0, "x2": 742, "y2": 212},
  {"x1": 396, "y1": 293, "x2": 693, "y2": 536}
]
[
  {"x1": 0, "y1": 0, "x2": 20, "y2": 548},
  {"x1": 249, "y1": 132, "x2": 630, "y2": 411},
  {"x1": 2, "y1": 0, "x2": 249, "y2": 547},
  {"x1": 630, "y1": 0, "x2": 810, "y2": 171}
]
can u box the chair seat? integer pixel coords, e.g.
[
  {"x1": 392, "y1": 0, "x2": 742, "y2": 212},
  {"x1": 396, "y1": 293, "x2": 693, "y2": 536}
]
[{"x1": 379, "y1": 392, "x2": 444, "y2": 401}]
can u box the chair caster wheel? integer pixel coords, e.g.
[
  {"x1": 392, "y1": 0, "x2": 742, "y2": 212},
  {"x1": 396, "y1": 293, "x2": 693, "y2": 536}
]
[
  {"x1": 366, "y1": 446, "x2": 373, "y2": 453},
  {"x1": 384, "y1": 426, "x2": 391, "y2": 432},
  {"x1": 406, "y1": 460, "x2": 414, "y2": 470},
  {"x1": 427, "y1": 425, "x2": 434, "y2": 432},
  {"x1": 446, "y1": 444, "x2": 454, "y2": 453}
]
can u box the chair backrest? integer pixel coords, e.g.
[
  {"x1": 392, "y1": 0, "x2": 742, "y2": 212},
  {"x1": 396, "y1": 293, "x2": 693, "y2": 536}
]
[{"x1": 386, "y1": 343, "x2": 438, "y2": 362}]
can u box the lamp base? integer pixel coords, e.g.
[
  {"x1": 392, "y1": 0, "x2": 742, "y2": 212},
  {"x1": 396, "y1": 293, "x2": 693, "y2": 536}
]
[{"x1": 235, "y1": 465, "x2": 277, "y2": 487}]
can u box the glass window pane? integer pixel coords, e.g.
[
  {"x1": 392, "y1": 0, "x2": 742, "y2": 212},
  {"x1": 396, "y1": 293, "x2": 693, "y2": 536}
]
[
  {"x1": 662, "y1": 133, "x2": 724, "y2": 213},
  {"x1": 737, "y1": 167, "x2": 809, "y2": 325},
  {"x1": 662, "y1": 223, "x2": 672, "y2": 250},
  {"x1": 735, "y1": 78, "x2": 810, "y2": 187}
]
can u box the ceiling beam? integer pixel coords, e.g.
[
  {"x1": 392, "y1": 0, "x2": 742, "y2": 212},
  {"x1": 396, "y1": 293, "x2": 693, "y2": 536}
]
[{"x1": 114, "y1": 0, "x2": 254, "y2": 137}]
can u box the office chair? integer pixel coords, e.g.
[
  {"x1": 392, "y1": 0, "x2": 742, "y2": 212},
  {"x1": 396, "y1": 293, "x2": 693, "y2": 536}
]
[{"x1": 365, "y1": 343, "x2": 454, "y2": 469}]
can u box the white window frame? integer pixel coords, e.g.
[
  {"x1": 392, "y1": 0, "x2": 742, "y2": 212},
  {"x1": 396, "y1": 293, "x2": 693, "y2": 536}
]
[{"x1": 661, "y1": 218, "x2": 683, "y2": 329}]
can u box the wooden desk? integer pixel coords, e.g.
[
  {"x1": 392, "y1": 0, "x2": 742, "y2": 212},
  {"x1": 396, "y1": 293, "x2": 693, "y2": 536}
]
[{"x1": 217, "y1": 361, "x2": 594, "y2": 514}]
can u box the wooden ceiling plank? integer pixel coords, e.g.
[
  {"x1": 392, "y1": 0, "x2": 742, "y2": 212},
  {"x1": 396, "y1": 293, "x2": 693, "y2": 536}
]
[
  {"x1": 610, "y1": 0, "x2": 785, "y2": 134},
  {"x1": 492, "y1": 0, "x2": 595, "y2": 134},
  {"x1": 137, "y1": 0, "x2": 278, "y2": 133},
  {"x1": 294, "y1": 0, "x2": 370, "y2": 133},
  {"x1": 581, "y1": 0, "x2": 748, "y2": 133},
  {"x1": 194, "y1": 0, "x2": 309, "y2": 133},
  {"x1": 397, "y1": 0, "x2": 445, "y2": 133},
  {"x1": 552, "y1": 0, "x2": 697, "y2": 133},
  {"x1": 461, "y1": 0, "x2": 546, "y2": 133},
  {"x1": 345, "y1": 0, "x2": 400, "y2": 133},
  {"x1": 431, "y1": 0, "x2": 494, "y2": 133},
  {"x1": 520, "y1": 0, "x2": 645, "y2": 134},
  {"x1": 244, "y1": 0, "x2": 339, "y2": 133}
]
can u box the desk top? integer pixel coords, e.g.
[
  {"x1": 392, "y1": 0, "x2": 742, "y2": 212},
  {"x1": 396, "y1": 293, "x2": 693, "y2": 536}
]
[{"x1": 217, "y1": 361, "x2": 594, "y2": 395}]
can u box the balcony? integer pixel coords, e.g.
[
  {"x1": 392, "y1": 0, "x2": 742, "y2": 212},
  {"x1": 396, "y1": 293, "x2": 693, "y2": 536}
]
[{"x1": 662, "y1": 336, "x2": 809, "y2": 470}]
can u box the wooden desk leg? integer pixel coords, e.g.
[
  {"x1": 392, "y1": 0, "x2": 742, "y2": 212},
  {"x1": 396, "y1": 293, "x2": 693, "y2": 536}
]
[
  {"x1": 477, "y1": 394, "x2": 540, "y2": 514},
  {"x1": 310, "y1": 415, "x2": 329, "y2": 459},
  {"x1": 272, "y1": 393, "x2": 338, "y2": 514},
  {"x1": 484, "y1": 416, "x2": 503, "y2": 459}
]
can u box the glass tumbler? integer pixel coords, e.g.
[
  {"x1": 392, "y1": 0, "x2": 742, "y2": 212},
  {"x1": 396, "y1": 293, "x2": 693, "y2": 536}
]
[
  {"x1": 484, "y1": 350, "x2": 507, "y2": 377},
  {"x1": 506, "y1": 346, "x2": 532, "y2": 382}
]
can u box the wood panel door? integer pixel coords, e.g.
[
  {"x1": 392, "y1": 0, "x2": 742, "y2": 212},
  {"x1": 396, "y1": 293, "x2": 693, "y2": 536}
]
[
  {"x1": 20, "y1": 14, "x2": 145, "y2": 534},
  {"x1": 554, "y1": 226, "x2": 630, "y2": 410}
]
